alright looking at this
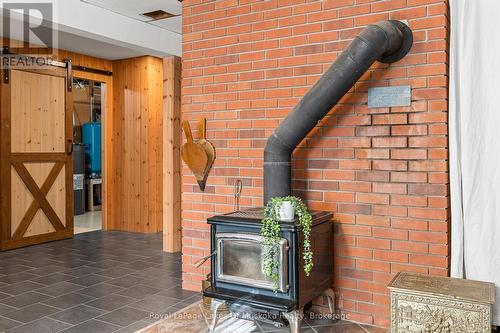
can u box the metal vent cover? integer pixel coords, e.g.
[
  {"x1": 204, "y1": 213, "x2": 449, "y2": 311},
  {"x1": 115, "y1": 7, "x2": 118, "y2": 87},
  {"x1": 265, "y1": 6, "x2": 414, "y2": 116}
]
[
  {"x1": 141, "y1": 10, "x2": 177, "y2": 21},
  {"x1": 224, "y1": 208, "x2": 263, "y2": 220}
]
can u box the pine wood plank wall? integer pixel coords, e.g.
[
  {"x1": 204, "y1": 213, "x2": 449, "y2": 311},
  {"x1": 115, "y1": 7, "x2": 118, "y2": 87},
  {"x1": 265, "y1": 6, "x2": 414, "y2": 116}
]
[
  {"x1": 163, "y1": 56, "x2": 182, "y2": 252},
  {"x1": 110, "y1": 56, "x2": 164, "y2": 233}
]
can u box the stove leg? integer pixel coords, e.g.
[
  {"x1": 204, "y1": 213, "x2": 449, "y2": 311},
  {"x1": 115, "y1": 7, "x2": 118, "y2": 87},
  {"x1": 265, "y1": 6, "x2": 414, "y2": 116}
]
[
  {"x1": 208, "y1": 299, "x2": 225, "y2": 332},
  {"x1": 284, "y1": 309, "x2": 303, "y2": 333},
  {"x1": 324, "y1": 288, "x2": 338, "y2": 323}
]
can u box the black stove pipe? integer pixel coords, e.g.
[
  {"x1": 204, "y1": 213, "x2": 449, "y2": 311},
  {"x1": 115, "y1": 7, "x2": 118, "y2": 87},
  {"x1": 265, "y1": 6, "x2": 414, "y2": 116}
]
[{"x1": 263, "y1": 20, "x2": 413, "y2": 203}]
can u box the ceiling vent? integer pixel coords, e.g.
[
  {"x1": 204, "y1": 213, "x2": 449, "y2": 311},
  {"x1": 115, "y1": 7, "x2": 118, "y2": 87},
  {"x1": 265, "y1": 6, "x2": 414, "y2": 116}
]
[{"x1": 141, "y1": 10, "x2": 178, "y2": 21}]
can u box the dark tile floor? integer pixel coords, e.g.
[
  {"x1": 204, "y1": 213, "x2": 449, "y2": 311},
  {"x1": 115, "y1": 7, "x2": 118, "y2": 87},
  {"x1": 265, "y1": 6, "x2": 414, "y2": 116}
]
[
  {"x1": 0, "y1": 231, "x2": 199, "y2": 333},
  {"x1": 143, "y1": 301, "x2": 388, "y2": 333}
]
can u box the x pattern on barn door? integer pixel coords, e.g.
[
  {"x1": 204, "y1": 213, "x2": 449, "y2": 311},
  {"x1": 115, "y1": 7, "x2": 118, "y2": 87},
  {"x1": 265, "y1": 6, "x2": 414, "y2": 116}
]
[{"x1": 11, "y1": 156, "x2": 66, "y2": 238}]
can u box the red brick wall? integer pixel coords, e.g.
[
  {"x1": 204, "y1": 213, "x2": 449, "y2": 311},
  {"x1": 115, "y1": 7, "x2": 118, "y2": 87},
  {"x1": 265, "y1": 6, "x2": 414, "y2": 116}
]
[{"x1": 181, "y1": 0, "x2": 449, "y2": 327}]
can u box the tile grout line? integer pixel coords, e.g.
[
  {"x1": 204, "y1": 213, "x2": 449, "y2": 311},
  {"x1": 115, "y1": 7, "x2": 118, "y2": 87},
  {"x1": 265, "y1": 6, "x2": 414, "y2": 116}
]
[
  {"x1": 0, "y1": 314, "x2": 23, "y2": 324},
  {"x1": 46, "y1": 302, "x2": 114, "y2": 328},
  {"x1": 41, "y1": 316, "x2": 75, "y2": 331}
]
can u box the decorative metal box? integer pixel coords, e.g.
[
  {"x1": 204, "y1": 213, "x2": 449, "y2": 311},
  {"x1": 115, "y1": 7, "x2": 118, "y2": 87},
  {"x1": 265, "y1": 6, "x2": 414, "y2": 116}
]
[{"x1": 388, "y1": 272, "x2": 495, "y2": 333}]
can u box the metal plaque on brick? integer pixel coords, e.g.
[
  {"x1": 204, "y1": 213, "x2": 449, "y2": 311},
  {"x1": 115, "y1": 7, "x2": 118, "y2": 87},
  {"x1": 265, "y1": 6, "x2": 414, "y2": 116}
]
[
  {"x1": 73, "y1": 174, "x2": 84, "y2": 190},
  {"x1": 368, "y1": 85, "x2": 411, "y2": 108}
]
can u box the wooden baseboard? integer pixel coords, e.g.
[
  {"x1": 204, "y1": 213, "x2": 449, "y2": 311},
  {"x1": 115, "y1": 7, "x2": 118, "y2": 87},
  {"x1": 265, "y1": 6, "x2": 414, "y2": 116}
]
[{"x1": 0, "y1": 229, "x2": 73, "y2": 251}]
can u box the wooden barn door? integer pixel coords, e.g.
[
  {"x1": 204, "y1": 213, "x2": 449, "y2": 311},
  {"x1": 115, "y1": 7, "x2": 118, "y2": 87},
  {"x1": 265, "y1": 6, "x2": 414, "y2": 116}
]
[{"x1": 0, "y1": 67, "x2": 73, "y2": 250}]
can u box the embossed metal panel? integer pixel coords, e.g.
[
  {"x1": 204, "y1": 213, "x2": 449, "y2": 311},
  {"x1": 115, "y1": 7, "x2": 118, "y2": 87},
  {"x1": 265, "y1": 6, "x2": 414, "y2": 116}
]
[{"x1": 388, "y1": 272, "x2": 495, "y2": 333}]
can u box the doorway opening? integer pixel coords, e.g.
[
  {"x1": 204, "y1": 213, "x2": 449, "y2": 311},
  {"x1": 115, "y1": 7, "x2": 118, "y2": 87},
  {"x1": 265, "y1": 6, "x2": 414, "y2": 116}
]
[{"x1": 72, "y1": 79, "x2": 104, "y2": 234}]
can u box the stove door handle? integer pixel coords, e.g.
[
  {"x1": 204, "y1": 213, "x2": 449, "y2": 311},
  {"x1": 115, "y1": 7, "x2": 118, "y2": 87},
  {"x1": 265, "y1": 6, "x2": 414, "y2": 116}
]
[{"x1": 194, "y1": 251, "x2": 216, "y2": 268}]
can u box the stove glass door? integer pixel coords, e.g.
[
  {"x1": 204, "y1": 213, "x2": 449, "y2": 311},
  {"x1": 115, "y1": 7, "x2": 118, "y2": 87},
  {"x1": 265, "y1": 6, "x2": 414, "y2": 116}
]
[{"x1": 216, "y1": 233, "x2": 288, "y2": 292}]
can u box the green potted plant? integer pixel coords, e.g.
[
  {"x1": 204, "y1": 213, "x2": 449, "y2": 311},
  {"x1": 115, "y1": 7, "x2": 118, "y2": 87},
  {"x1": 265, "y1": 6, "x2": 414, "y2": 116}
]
[{"x1": 261, "y1": 196, "x2": 313, "y2": 291}]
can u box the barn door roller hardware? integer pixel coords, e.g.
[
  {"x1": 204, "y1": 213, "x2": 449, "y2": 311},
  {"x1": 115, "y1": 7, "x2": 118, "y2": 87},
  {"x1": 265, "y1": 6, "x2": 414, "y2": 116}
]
[
  {"x1": 72, "y1": 65, "x2": 112, "y2": 77},
  {"x1": 0, "y1": 47, "x2": 111, "y2": 89},
  {"x1": 263, "y1": 20, "x2": 413, "y2": 203},
  {"x1": 1, "y1": 46, "x2": 69, "y2": 84}
]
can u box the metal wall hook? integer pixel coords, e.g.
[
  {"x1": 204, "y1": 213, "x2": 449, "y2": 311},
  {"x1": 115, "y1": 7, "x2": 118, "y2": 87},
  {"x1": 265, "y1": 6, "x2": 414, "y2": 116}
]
[{"x1": 234, "y1": 179, "x2": 242, "y2": 212}]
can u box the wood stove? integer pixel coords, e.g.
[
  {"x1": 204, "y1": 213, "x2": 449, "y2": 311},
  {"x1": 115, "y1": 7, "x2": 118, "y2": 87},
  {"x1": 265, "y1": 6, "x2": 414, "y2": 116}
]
[
  {"x1": 201, "y1": 208, "x2": 335, "y2": 332},
  {"x1": 198, "y1": 20, "x2": 413, "y2": 333}
]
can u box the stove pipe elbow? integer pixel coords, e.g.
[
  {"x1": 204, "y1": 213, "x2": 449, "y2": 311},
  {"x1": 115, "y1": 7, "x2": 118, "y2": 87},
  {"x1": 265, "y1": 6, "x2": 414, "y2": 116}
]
[{"x1": 263, "y1": 20, "x2": 413, "y2": 204}]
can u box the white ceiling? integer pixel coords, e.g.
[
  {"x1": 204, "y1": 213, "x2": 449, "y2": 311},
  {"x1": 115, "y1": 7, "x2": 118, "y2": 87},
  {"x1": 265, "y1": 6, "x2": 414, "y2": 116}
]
[
  {"x1": 0, "y1": 0, "x2": 181, "y2": 59},
  {"x1": 57, "y1": 30, "x2": 151, "y2": 60},
  {"x1": 82, "y1": 0, "x2": 182, "y2": 34}
]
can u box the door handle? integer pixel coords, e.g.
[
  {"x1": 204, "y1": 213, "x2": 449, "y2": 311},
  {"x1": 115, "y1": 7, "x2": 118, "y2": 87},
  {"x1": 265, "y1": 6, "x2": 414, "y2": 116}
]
[{"x1": 67, "y1": 140, "x2": 73, "y2": 155}]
